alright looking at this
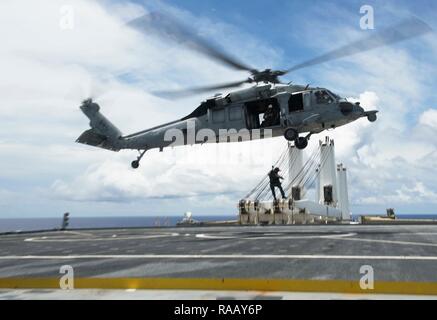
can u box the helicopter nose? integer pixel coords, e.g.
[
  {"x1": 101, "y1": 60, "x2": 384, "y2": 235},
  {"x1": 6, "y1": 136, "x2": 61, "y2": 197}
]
[
  {"x1": 339, "y1": 101, "x2": 354, "y2": 114},
  {"x1": 354, "y1": 101, "x2": 364, "y2": 111},
  {"x1": 339, "y1": 101, "x2": 365, "y2": 117}
]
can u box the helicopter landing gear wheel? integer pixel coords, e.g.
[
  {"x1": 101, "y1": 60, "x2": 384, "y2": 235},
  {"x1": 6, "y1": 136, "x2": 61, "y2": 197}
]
[
  {"x1": 295, "y1": 136, "x2": 308, "y2": 150},
  {"x1": 131, "y1": 149, "x2": 147, "y2": 169},
  {"x1": 284, "y1": 128, "x2": 298, "y2": 141}
]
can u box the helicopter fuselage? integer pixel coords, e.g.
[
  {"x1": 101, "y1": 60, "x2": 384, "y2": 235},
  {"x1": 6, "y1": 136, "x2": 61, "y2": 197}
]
[{"x1": 76, "y1": 84, "x2": 377, "y2": 168}]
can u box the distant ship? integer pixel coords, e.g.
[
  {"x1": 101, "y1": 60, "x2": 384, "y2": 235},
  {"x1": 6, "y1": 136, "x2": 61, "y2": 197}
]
[{"x1": 176, "y1": 212, "x2": 202, "y2": 226}]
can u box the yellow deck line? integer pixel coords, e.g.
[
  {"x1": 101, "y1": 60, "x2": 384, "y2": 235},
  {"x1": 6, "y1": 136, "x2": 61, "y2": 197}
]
[{"x1": 1, "y1": 278, "x2": 437, "y2": 295}]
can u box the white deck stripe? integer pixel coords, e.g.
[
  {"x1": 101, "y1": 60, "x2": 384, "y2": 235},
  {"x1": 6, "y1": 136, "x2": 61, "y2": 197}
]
[
  {"x1": 0, "y1": 254, "x2": 437, "y2": 260},
  {"x1": 330, "y1": 236, "x2": 437, "y2": 247},
  {"x1": 24, "y1": 233, "x2": 179, "y2": 242},
  {"x1": 195, "y1": 232, "x2": 357, "y2": 240}
]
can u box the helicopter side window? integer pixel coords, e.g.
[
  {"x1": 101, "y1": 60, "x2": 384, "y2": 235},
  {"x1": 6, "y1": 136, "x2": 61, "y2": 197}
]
[
  {"x1": 314, "y1": 90, "x2": 334, "y2": 104},
  {"x1": 288, "y1": 93, "x2": 304, "y2": 112},
  {"x1": 212, "y1": 108, "x2": 226, "y2": 123},
  {"x1": 229, "y1": 106, "x2": 242, "y2": 121}
]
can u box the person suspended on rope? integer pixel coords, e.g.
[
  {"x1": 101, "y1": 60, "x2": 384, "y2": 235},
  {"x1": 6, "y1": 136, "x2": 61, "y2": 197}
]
[{"x1": 268, "y1": 167, "x2": 286, "y2": 201}]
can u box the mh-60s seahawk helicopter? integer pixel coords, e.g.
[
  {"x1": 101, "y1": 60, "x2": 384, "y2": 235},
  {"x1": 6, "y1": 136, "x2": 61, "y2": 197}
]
[{"x1": 76, "y1": 13, "x2": 431, "y2": 169}]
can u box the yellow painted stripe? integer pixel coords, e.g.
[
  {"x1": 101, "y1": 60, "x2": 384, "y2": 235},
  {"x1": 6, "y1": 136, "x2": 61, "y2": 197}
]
[{"x1": 1, "y1": 278, "x2": 437, "y2": 295}]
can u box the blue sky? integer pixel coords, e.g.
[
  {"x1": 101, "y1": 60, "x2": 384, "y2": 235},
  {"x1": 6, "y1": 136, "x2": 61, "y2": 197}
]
[{"x1": 0, "y1": 0, "x2": 436, "y2": 218}]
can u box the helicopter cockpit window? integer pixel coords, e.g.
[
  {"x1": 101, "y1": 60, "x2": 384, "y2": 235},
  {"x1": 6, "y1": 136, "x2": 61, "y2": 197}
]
[
  {"x1": 327, "y1": 90, "x2": 340, "y2": 100},
  {"x1": 314, "y1": 90, "x2": 334, "y2": 104}
]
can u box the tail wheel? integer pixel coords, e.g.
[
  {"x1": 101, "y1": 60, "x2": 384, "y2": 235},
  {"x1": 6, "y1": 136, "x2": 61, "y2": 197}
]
[
  {"x1": 131, "y1": 149, "x2": 147, "y2": 169},
  {"x1": 295, "y1": 137, "x2": 308, "y2": 149},
  {"x1": 131, "y1": 160, "x2": 140, "y2": 169},
  {"x1": 284, "y1": 128, "x2": 298, "y2": 141}
]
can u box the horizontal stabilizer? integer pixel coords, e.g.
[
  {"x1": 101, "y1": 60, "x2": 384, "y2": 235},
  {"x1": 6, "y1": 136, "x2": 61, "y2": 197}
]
[{"x1": 76, "y1": 129, "x2": 120, "y2": 151}]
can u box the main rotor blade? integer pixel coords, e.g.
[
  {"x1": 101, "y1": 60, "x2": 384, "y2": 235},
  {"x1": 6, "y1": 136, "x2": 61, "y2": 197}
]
[
  {"x1": 128, "y1": 12, "x2": 255, "y2": 72},
  {"x1": 285, "y1": 17, "x2": 432, "y2": 73},
  {"x1": 153, "y1": 79, "x2": 249, "y2": 98}
]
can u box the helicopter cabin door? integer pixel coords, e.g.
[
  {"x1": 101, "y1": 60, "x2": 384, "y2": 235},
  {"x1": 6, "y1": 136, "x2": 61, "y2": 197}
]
[{"x1": 244, "y1": 98, "x2": 281, "y2": 129}]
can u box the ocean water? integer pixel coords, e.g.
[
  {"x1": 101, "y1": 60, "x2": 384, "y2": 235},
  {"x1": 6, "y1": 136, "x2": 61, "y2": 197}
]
[
  {"x1": 0, "y1": 214, "x2": 436, "y2": 233},
  {"x1": 0, "y1": 216, "x2": 237, "y2": 233}
]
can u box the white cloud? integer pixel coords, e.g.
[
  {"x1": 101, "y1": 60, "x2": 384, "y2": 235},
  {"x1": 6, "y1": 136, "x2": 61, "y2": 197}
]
[
  {"x1": 49, "y1": 137, "x2": 285, "y2": 201},
  {"x1": 419, "y1": 109, "x2": 437, "y2": 128},
  {"x1": 359, "y1": 182, "x2": 437, "y2": 205}
]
